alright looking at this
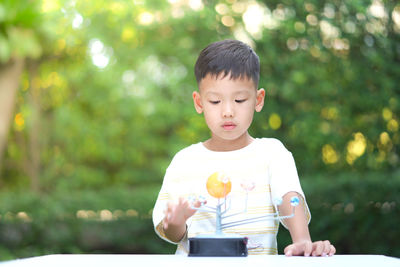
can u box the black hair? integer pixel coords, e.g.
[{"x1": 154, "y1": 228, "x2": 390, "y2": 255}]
[{"x1": 194, "y1": 39, "x2": 260, "y2": 88}]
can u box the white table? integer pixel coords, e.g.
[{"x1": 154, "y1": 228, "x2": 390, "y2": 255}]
[{"x1": 1, "y1": 254, "x2": 399, "y2": 267}]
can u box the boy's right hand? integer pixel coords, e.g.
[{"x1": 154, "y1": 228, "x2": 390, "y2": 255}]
[{"x1": 163, "y1": 197, "x2": 202, "y2": 229}]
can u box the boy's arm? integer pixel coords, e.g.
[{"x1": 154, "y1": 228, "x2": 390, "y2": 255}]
[{"x1": 280, "y1": 191, "x2": 336, "y2": 257}]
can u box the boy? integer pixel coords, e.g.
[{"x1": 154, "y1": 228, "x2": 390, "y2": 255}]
[{"x1": 152, "y1": 39, "x2": 335, "y2": 256}]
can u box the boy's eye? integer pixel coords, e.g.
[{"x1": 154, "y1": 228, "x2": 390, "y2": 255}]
[
  {"x1": 235, "y1": 99, "x2": 247, "y2": 103},
  {"x1": 210, "y1": 100, "x2": 220, "y2": 104}
]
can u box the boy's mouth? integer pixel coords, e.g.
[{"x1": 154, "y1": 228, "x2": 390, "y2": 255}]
[{"x1": 222, "y1": 122, "x2": 236, "y2": 130}]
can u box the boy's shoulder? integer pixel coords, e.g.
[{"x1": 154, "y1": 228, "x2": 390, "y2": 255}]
[
  {"x1": 255, "y1": 137, "x2": 285, "y2": 146},
  {"x1": 170, "y1": 142, "x2": 203, "y2": 161},
  {"x1": 254, "y1": 137, "x2": 290, "y2": 153}
]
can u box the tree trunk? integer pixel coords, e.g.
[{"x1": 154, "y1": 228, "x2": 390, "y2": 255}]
[
  {"x1": 0, "y1": 58, "x2": 24, "y2": 180},
  {"x1": 27, "y1": 62, "x2": 40, "y2": 192}
]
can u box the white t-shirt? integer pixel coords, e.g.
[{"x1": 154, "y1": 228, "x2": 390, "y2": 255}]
[{"x1": 152, "y1": 138, "x2": 310, "y2": 255}]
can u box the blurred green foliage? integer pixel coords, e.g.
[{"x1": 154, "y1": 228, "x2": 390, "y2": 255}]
[
  {"x1": 0, "y1": 0, "x2": 399, "y2": 260},
  {"x1": 0, "y1": 0, "x2": 42, "y2": 62}
]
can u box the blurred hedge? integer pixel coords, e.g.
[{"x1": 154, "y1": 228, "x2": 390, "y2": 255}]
[
  {"x1": 1, "y1": 171, "x2": 399, "y2": 260},
  {"x1": 0, "y1": 184, "x2": 175, "y2": 261}
]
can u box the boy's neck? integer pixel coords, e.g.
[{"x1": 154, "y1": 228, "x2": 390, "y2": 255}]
[{"x1": 203, "y1": 133, "x2": 254, "y2": 152}]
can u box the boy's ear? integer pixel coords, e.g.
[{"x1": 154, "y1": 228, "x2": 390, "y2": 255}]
[
  {"x1": 192, "y1": 91, "x2": 203, "y2": 114},
  {"x1": 255, "y1": 88, "x2": 265, "y2": 112}
]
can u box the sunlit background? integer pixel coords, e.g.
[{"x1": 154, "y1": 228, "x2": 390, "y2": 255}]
[{"x1": 0, "y1": 0, "x2": 399, "y2": 260}]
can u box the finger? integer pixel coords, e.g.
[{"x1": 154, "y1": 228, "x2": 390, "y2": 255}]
[
  {"x1": 192, "y1": 200, "x2": 202, "y2": 208},
  {"x1": 312, "y1": 241, "x2": 324, "y2": 256},
  {"x1": 284, "y1": 244, "x2": 295, "y2": 256},
  {"x1": 163, "y1": 202, "x2": 175, "y2": 229},
  {"x1": 163, "y1": 210, "x2": 170, "y2": 229},
  {"x1": 329, "y1": 244, "x2": 336, "y2": 256},
  {"x1": 163, "y1": 219, "x2": 169, "y2": 229},
  {"x1": 178, "y1": 197, "x2": 185, "y2": 207},
  {"x1": 180, "y1": 198, "x2": 194, "y2": 212},
  {"x1": 163, "y1": 211, "x2": 169, "y2": 229},
  {"x1": 304, "y1": 241, "x2": 312, "y2": 257},
  {"x1": 322, "y1": 240, "x2": 331, "y2": 257},
  {"x1": 166, "y1": 201, "x2": 174, "y2": 211},
  {"x1": 186, "y1": 207, "x2": 197, "y2": 219},
  {"x1": 285, "y1": 242, "x2": 309, "y2": 256}
]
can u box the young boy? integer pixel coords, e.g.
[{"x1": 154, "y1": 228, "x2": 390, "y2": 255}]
[{"x1": 152, "y1": 39, "x2": 335, "y2": 256}]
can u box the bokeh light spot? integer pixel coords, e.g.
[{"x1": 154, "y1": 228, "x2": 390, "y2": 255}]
[
  {"x1": 269, "y1": 113, "x2": 282, "y2": 130},
  {"x1": 387, "y1": 119, "x2": 399, "y2": 132},
  {"x1": 14, "y1": 113, "x2": 25, "y2": 130},
  {"x1": 322, "y1": 144, "x2": 339, "y2": 164},
  {"x1": 346, "y1": 132, "x2": 367, "y2": 165}
]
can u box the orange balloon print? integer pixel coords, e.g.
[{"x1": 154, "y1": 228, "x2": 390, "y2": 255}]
[{"x1": 206, "y1": 172, "x2": 232, "y2": 199}]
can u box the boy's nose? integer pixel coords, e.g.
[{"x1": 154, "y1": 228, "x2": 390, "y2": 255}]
[{"x1": 222, "y1": 103, "x2": 234, "y2": 118}]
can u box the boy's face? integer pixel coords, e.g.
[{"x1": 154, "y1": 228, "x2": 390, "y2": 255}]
[{"x1": 193, "y1": 73, "x2": 265, "y2": 150}]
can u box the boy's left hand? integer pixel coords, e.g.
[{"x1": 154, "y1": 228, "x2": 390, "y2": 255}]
[{"x1": 284, "y1": 240, "x2": 336, "y2": 257}]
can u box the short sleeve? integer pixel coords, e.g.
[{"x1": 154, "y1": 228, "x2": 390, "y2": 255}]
[
  {"x1": 152, "y1": 155, "x2": 190, "y2": 246},
  {"x1": 269, "y1": 144, "x2": 311, "y2": 228},
  {"x1": 152, "y1": 163, "x2": 179, "y2": 244}
]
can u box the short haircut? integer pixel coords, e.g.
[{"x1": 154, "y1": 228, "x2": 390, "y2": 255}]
[{"x1": 194, "y1": 39, "x2": 260, "y2": 88}]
